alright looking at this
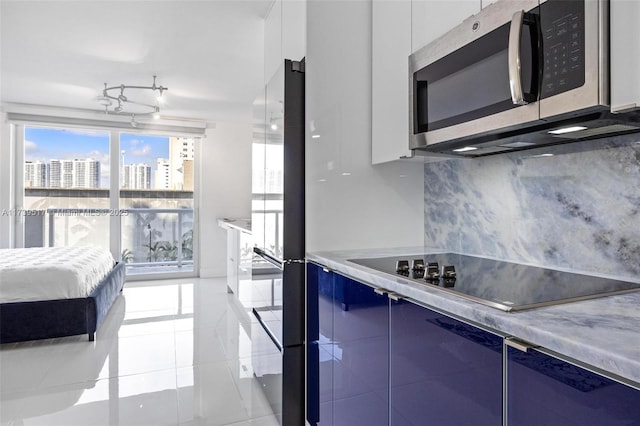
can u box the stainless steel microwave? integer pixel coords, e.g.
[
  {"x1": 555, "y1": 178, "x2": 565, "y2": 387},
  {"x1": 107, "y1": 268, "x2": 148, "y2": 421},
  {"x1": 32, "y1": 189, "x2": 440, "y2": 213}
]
[{"x1": 409, "y1": 0, "x2": 640, "y2": 157}]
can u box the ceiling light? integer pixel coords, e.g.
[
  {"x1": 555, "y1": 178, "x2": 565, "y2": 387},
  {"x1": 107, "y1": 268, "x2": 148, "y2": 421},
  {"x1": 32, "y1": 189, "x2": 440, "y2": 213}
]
[
  {"x1": 98, "y1": 75, "x2": 168, "y2": 127},
  {"x1": 548, "y1": 126, "x2": 588, "y2": 135},
  {"x1": 271, "y1": 123, "x2": 278, "y2": 130},
  {"x1": 499, "y1": 141, "x2": 536, "y2": 148},
  {"x1": 311, "y1": 134, "x2": 320, "y2": 139},
  {"x1": 453, "y1": 146, "x2": 478, "y2": 152},
  {"x1": 341, "y1": 172, "x2": 351, "y2": 176}
]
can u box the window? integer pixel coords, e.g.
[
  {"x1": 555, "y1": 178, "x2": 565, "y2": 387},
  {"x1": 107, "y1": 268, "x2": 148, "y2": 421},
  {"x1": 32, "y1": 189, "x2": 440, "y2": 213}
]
[
  {"x1": 19, "y1": 125, "x2": 197, "y2": 277},
  {"x1": 119, "y1": 134, "x2": 195, "y2": 275},
  {"x1": 23, "y1": 126, "x2": 111, "y2": 249}
]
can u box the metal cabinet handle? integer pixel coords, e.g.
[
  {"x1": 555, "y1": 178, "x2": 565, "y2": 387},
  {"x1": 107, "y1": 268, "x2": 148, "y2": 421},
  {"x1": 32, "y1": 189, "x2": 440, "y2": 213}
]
[
  {"x1": 508, "y1": 10, "x2": 527, "y2": 105},
  {"x1": 374, "y1": 288, "x2": 388, "y2": 296},
  {"x1": 504, "y1": 337, "x2": 538, "y2": 353},
  {"x1": 387, "y1": 292, "x2": 403, "y2": 302}
]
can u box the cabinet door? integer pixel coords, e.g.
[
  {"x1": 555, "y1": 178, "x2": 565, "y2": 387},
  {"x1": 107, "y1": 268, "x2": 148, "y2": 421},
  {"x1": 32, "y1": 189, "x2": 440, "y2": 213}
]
[
  {"x1": 237, "y1": 230, "x2": 253, "y2": 286},
  {"x1": 411, "y1": 0, "x2": 480, "y2": 53},
  {"x1": 307, "y1": 262, "x2": 336, "y2": 426},
  {"x1": 506, "y1": 346, "x2": 640, "y2": 425},
  {"x1": 481, "y1": 0, "x2": 499, "y2": 8},
  {"x1": 332, "y1": 273, "x2": 389, "y2": 426},
  {"x1": 372, "y1": 0, "x2": 413, "y2": 164},
  {"x1": 226, "y1": 228, "x2": 239, "y2": 294},
  {"x1": 611, "y1": 0, "x2": 640, "y2": 113},
  {"x1": 390, "y1": 299, "x2": 503, "y2": 425}
]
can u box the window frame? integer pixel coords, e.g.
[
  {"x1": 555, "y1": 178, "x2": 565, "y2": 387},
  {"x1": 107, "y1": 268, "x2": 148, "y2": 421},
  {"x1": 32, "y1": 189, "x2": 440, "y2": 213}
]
[{"x1": 13, "y1": 121, "x2": 201, "y2": 279}]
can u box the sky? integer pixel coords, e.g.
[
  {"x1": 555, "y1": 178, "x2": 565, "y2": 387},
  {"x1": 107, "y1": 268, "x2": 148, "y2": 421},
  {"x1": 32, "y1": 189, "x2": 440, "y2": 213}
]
[{"x1": 25, "y1": 126, "x2": 170, "y2": 188}]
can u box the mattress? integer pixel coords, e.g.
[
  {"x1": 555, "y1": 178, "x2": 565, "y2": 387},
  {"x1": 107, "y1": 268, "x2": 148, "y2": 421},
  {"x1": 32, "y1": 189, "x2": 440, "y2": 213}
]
[{"x1": 0, "y1": 247, "x2": 116, "y2": 303}]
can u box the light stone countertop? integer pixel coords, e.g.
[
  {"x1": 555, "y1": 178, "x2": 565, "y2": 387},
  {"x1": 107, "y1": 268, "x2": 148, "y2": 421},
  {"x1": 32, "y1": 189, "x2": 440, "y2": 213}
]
[
  {"x1": 307, "y1": 247, "x2": 640, "y2": 386},
  {"x1": 217, "y1": 218, "x2": 251, "y2": 234}
]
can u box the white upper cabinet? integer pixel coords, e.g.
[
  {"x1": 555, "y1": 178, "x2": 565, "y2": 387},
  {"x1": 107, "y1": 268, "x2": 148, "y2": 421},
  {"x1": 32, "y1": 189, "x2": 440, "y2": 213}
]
[
  {"x1": 372, "y1": 0, "x2": 480, "y2": 164},
  {"x1": 481, "y1": 0, "x2": 500, "y2": 9},
  {"x1": 611, "y1": 0, "x2": 640, "y2": 113},
  {"x1": 282, "y1": 0, "x2": 306, "y2": 63},
  {"x1": 264, "y1": 1, "x2": 282, "y2": 85},
  {"x1": 372, "y1": 0, "x2": 413, "y2": 164},
  {"x1": 264, "y1": 0, "x2": 306, "y2": 85}
]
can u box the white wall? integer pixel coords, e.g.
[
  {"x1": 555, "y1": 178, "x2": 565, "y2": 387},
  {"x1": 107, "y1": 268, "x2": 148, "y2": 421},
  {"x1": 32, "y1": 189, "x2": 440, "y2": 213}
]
[
  {"x1": 199, "y1": 122, "x2": 253, "y2": 277},
  {"x1": 306, "y1": 0, "x2": 424, "y2": 252}
]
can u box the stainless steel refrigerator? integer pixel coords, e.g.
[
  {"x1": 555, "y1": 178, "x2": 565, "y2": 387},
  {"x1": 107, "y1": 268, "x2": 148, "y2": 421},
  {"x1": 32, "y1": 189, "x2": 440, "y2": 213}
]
[{"x1": 251, "y1": 58, "x2": 305, "y2": 425}]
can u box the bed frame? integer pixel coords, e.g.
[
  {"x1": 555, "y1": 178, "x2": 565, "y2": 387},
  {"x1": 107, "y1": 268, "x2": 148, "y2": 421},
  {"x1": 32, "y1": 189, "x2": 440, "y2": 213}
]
[{"x1": 0, "y1": 262, "x2": 126, "y2": 344}]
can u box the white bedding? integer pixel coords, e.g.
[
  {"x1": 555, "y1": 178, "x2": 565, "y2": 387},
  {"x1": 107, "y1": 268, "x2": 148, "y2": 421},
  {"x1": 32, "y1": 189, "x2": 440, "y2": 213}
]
[{"x1": 0, "y1": 247, "x2": 116, "y2": 303}]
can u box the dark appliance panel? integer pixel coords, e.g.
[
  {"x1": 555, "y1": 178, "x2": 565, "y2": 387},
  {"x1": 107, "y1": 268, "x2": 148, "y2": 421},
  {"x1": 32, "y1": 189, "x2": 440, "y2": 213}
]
[{"x1": 251, "y1": 58, "x2": 305, "y2": 426}]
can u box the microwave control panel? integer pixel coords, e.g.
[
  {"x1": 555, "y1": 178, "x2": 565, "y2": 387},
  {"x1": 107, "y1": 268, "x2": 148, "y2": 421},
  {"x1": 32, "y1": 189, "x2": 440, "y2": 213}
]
[{"x1": 540, "y1": 0, "x2": 586, "y2": 99}]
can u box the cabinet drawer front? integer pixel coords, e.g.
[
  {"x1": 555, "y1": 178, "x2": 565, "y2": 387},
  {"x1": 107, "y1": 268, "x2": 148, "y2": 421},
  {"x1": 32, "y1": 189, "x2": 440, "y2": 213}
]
[
  {"x1": 507, "y1": 347, "x2": 640, "y2": 425},
  {"x1": 390, "y1": 300, "x2": 503, "y2": 425}
]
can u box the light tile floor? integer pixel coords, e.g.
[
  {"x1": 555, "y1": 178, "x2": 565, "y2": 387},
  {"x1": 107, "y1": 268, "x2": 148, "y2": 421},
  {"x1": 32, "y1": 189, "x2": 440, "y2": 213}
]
[{"x1": 0, "y1": 277, "x2": 279, "y2": 426}]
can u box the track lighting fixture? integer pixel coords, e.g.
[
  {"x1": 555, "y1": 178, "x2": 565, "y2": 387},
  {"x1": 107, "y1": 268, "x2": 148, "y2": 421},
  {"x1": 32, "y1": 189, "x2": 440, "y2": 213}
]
[{"x1": 98, "y1": 75, "x2": 168, "y2": 127}]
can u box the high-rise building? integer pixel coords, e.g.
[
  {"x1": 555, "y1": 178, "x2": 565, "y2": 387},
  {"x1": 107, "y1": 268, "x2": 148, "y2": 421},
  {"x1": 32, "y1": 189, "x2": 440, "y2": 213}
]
[
  {"x1": 72, "y1": 159, "x2": 100, "y2": 188},
  {"x1": 155, "y1": 158, "x2": 171, "y2": 190},
  {"x1": 48, "y1": 159, "x2": 99, "y2": 188},
  {"x1": 24, "y1": 161, "x2": 47, "y2": 187},
  {"x1": 182, "y1": 159, "x2": 194, "y2": 191},
  {"x1": 49, "y1": 160, "x2": 62, "y2": 187},
  {"x1": 74, "y1": 160, "x2": 87, "y2": 187},
  {"x1": 168, "y1": 137, "x2": 195, "y2": 190},
  {"x1": 123, "y1": 164, "x2": 151, "y2": 190}
]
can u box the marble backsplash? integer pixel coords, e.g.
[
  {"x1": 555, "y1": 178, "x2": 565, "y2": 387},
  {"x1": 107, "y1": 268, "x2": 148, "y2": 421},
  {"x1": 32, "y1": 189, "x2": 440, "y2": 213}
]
[{"x1": 424, "y1": 133, "x2": 640, "y2": 282}]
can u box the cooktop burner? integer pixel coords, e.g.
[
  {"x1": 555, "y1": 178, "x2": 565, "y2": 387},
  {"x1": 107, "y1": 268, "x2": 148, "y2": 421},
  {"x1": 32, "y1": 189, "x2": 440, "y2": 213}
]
[{"x1": 348, "y1": 253, "x2": 640, "y2": 311}]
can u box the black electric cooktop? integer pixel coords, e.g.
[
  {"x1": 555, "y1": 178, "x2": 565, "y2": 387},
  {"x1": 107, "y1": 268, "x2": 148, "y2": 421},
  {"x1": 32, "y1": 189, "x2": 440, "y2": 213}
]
[{"x1": 348, "y1": 253, "x2": 640, "y2": 312}]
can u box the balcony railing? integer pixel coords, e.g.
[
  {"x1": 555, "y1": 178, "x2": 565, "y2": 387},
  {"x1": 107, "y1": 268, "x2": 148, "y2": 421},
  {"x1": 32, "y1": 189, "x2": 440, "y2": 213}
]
[
  {"x1": 25, "y1": 207, "x2": 194, "y2": 273},
  {"x1": 251, "y1": 209, "x2": 283, "y2": 260},
  {"x1": 121, "y1": 208, "x2": 194, "y2": 271}
]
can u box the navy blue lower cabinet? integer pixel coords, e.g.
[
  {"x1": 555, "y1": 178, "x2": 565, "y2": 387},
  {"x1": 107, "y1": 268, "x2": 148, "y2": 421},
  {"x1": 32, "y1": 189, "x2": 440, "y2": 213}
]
[
  {"x1": 506, "y1": 345, "x2": 640, "y2": 426},
  {"x1": 390, "y1": 298, "x2": 503, "y2": 426},
  {"x1": 307, "y1": 262, "x2": 336, "y2": 426},
  {"x1": 332, "y1": 273, "x2": 390, "y2": 426}
]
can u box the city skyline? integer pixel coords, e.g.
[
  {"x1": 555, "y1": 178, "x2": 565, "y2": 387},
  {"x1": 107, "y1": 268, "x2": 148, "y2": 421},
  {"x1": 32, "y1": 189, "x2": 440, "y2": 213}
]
[
  {"x1": 25, "y1": 127, "x2": 171, "y2": 188},
  {"x1": 25, "y1": 158, "x2": 100, "y2": 189},
  {"x1": 24, "y1": 131, "x2": 195, "y2": 191}
]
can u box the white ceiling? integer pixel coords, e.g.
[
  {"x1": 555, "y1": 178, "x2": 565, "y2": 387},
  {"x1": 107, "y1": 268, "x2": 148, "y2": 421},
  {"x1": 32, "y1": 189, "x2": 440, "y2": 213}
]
[{"x1": 0, "y1": 0, "x2": 273, "y2": 125}]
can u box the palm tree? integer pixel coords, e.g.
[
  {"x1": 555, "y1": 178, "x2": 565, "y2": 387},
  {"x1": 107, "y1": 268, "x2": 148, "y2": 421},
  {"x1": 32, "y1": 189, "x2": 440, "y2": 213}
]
[
  {"x1": 159, "y1": 241, "x2": 178, "y2": 261},
  {"x1": 181, "y1": 229, "x2": 193, "y2": 260},
  {"x1": 121, "y1": 248, "x2": 134, "y2": 263},
  {"x1": 143, "y1": 241, "x2": 163, "y2": 262}
]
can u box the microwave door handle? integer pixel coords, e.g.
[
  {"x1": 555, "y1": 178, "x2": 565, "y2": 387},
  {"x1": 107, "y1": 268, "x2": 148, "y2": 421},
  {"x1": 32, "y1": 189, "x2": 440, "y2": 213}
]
[{"x1": 508, "y1": 10, "x2": 528, "y2": 105}]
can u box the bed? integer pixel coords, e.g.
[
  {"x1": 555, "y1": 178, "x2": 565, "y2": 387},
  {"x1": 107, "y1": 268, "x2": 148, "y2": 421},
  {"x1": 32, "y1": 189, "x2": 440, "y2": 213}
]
[{"x1": 0, "y1": 246, "x2": 126, "y2": 343}]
